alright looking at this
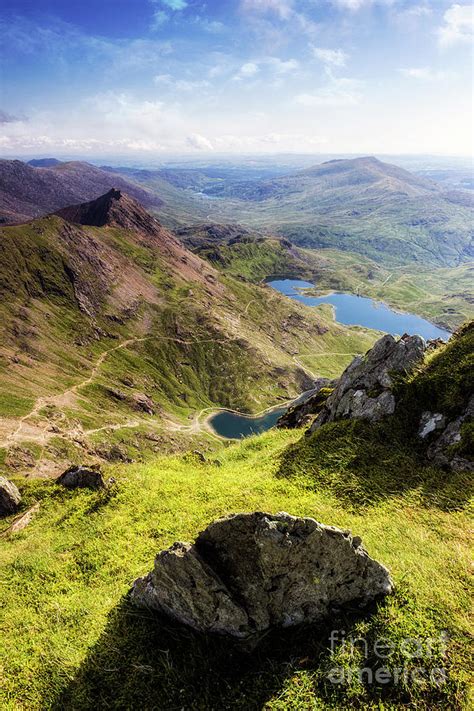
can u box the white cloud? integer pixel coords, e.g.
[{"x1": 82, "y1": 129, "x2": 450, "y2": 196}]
[
  {"x1": 151, "y1": 10, "x2": 169, "y2": 28},
  {"x1": 235, "y1": 62, "x2": 260, "y2": 79},
  {"x1": 186, "y1": 133, "x2": 213, "y2": 150},
  {"x1": 332, "y1": 0, "x2": 397, "y2": 10},
  {"x1": 296, "y1": 76, "x2": 363, "y2": 107},
  {"x1": 438, "y1": 3, "x2": 473, "y2": 47},
  {"x1": 240, "y1": 0, "x2": 294, "y2": 20},
  {"x1": 154, "y1": 74, "x2": 211, "y2": 91},
  {"x1": 154, "y1": 0, "x2": 188, "y2": 9},
  {"x1": 312, "y1": 46, "x2": 348, "y2": 67},
  {"x1": 333, "y1": 0, "x2": 371, "y2": 9},
  {"x1": 267, "y1": 57, "x2": 299, "y2": 73},
  {"x1": 401, "y1": 67, "x2": 451, "y2": 81}
]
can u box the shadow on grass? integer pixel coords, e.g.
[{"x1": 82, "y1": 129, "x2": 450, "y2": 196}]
[
  {"x1": 278, "y1": 419, "x2": 473, "y2": 512},
  {"x1": 51, "y1": 595, "x2": 380, "y2": 711}
]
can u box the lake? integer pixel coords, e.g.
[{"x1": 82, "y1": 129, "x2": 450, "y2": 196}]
[
  {"x1": 208, "y1": 407, "x2": 286, "y2": 439},
  {"x1": 208, "y1": 280, "x2": 451, "y2": 439},
  {"x1": 268, "y1": 279, "x2": 451, "y2": 341}
]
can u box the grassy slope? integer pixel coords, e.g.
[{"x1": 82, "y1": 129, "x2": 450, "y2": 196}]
[
  {"x1": 0, "y1": 425, "x2": 472, "y2": 710},
  {"x1": 0, "y1": 216, "x2": 378, "y2": 476}
]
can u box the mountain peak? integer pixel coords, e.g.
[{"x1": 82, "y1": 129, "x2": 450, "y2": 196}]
[{"x1": 55, "y1": 188, "x2": 160, "y2": 233}]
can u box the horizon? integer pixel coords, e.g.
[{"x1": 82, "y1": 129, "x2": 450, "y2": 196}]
[{"x1": 1, "y1": 0, "x2": 473, "y2": 158}]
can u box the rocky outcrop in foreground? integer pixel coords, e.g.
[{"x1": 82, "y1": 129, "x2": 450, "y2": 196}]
[
  {"x1": 131, "y1": 511, "x2": 393, "y2": 639},
  {"x1": 0, "y1": 476, "x2": 21, "y2": 516},
  {"x1": 310, "y1": 333, "x2": 426, "y2": 431}
]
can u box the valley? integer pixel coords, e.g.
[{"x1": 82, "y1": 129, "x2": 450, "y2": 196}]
[{"x1": 0, "y1": 155, "x2": 472, "y2": 711}]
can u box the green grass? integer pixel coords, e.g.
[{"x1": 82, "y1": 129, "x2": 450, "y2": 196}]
[{"x1": 1, "y1": 428, "x2": 472, "y2": 710}]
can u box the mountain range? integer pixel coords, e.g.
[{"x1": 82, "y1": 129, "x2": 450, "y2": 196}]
[
  {"x1": 2, "y1": 156, "x2": 472, "y2": 269},
  {"x1": 0, "y1": 159, "x2": 161, "y2": 225},
  {"x1": 0, "y1": 188, "x2": 376, "y2": 476},
  {"x1": 197, "y1": 156, "x2": 474, "y2": 267}
]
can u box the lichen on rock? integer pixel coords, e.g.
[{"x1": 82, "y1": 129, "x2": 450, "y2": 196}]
[{"x1": 131, "y1": 511, "x2": 393, "y2": 639}]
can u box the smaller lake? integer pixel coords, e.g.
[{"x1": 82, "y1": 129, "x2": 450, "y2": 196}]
[
  {"x1": 269, "y1": 279, "x2": 451, "y2": 341},
  {"x1": 208, "y1": 407, "x2": 286, "y2": 439}
]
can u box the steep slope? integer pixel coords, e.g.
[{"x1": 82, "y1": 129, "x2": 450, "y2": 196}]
[
  {"x1": 197, "y1": 157, "x2": 474, "y2": 267},
  {"x1": 1, "y1": 341, "x2": 471, "y2": 707},
  {"x1": 0, "y1": 160, "x2": 162, "y2": 224},
  {"x1": 0, "y1": 191, "x2": 378, "y2": 476}
]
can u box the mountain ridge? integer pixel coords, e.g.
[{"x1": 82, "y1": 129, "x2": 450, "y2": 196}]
[{"x1": 0, "y1": 160, "x2": 163, "y2": 225}]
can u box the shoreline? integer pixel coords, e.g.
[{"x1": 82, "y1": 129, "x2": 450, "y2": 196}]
[
  {"x1": 201, "y1": 388, "x2": 315, "y2": 440},
  {"x1": 267, "y1": 279, "x2": 452, "y2": 338}
]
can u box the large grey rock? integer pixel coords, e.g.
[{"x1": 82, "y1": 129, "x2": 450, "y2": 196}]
[
  {"x1": 131, "y1": 512, "x2": 393, "y2": 639},
  {"x1": 56, "y1": 465, "x2": 105, "y2": 490},
  {"x1": 0, "y1": 476, "x2": 21, "y2": 516},
  {"x1": 310, "y1": 333, "x2": 426, "y2": 431}
]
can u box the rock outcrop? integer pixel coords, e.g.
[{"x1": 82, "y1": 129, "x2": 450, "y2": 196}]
[
  {"x1": 423, "y1": 395, "x2": 474, "y2": 472},
  {"x1": 131, "y1": 511, "x2": 393, "y2": 639},
  {"x1": 0, "y1": 476, "x2": 22, "y2": 516},
  {"x1": 56, "y1": 465, "x2": 106, "y2": 490},
  {"x1": 310, "y1": 333, "x2": 426, "y2": 431},
  {"x1": 277, "y1": 378, "x2": 334, "y2": 429}
]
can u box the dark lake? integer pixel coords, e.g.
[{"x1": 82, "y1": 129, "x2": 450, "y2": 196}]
[{"x1": 268, "y1": 279, "x2": 451, "y2": 341}]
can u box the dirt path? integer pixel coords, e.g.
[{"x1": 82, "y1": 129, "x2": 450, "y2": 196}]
[{"x1": 0, "y1": 337, "x2": 148, "y2": 449}]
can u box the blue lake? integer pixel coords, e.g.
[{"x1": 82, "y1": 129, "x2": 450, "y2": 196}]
[
  {"x1": 208, "y1": 281, "x2": 451, "y2": 439},
  {"x1": 268, "y1": 279, "x2": 451, "y2": 341},
  {"x1": 208, "y1": 407, "x2": 286, "y2": 439}
]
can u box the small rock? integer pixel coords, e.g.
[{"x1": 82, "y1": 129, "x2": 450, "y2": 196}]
[
  {"x1": 132, "y1": 393, "x2": 155, "y2": 415},
  {"x1": 56, "y1": 465, "x2": 106, "y2": 490},
  {"x1": 131, "y1": 511, "x2": 393, "y2": 639},
  {"x1": 192, "y1": 450, "x2": 206, "y2": 463},
  {"x1": 418, "y1": 412, "x2": 446, "y2": 439},
  {"x1": 0, "y1": 476, "x2": 22, "y2": 516}
]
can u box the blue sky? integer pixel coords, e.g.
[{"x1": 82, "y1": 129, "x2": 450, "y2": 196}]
[{"x1": 0, "y1": 0, "x2": 472, "y2": 157}]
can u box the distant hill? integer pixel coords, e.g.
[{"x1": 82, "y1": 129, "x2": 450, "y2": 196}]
[
  {"x1": 27, "y1": 158, "x2": 63, "y2": 168},
  {"x1": 0, "y1": 160, "x2": 162, "y2": 225},
  {"x1": 199, "y1": 157, "x2": 474, "y2": 267}
]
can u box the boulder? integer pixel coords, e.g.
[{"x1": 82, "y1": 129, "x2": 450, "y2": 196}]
[
  {"x1": 131, "y1": 511, "x2": 393, "y2": 639},
  {"x1": 0, "y1": 476, "x2": 22, "y2": 516},
  {"x1": 132, "y1": 393, "x2": 155, "y2": 415},
  {"x1": 310, "y1": 333, "x2": 426, "y2": 431},
  {"x1": 56, "y1": 465, "x2": 106, "y2": 490}
]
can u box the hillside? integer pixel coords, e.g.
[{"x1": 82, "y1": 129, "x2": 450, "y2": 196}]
[
  {"x1": 0, "y1": 328, "x2": 472, "y2": 709},
  {"x1": 0, "y1": 190, "x2": 378, "y2": 478},
  {"x1": 0, "y1": 160, "x2": 162, "y2": 225},
  {"x1": 194, "y1": 157, "x2": 474, "y2": 267}
]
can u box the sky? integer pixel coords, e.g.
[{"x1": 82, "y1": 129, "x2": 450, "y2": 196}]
[{"x1": 0, "y1": 0, "x2": 473, "y2": 158}]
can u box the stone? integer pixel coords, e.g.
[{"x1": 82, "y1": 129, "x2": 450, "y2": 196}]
[
  {"x1": 56, "y1": 465, "x2": 106, "y2": 490},
  {"x1": 311, "y1": 333, "x2": 426, "y2": 431},
  {"x1": 426, "y1": 396, "x2": 474, "y2": 472},
  {"x1": 192, "y1": 450, "x2": 206, "y2": 463},
  {"x1": 131, "y1": 511, "x2": 393, "y2": 639},
  {"x1": 132, "y1": 393, "x2": 155, "y2": 415},
  {"x1": 418, "y1": 412, "x2": 447, "y2": 439},
  {"x1": 0, "y1": 476, "x2": 22, "y2": 516},
  {"x1": 277, "y1": 378, "x2": 334, "y2": 429}
]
